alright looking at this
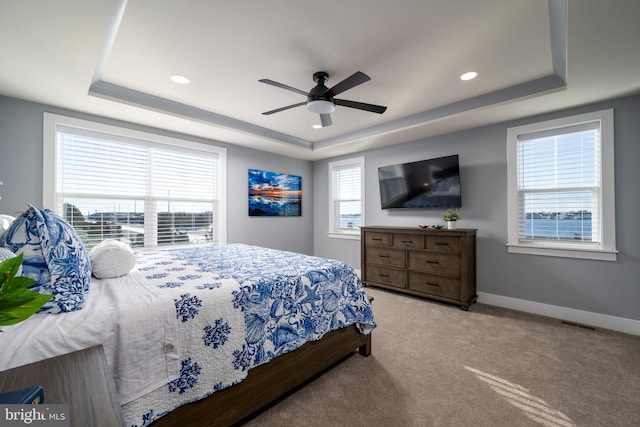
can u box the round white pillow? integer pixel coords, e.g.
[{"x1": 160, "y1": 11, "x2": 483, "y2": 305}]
[
  {"x1": 89, "y1": 240, "x2": 136, "y2": 279},
  {"x1": 0, "y1": 214, "x2": 15, "y2": 234}
]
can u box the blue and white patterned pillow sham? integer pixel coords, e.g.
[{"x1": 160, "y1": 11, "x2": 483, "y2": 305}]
[
  {"x1": 0, "y1": 205, "x2": 91, "y2": 313},
  {"x1": 0, "y1": 208, "x2": 50, "y2": 286}
]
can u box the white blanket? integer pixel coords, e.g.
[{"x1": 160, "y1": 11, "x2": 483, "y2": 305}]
[
  {"x1": 121, "y1": 277, "x2": 247, "y2": 423},
  {"x1": 0, "y1": 270, "x2": 180, "y2": 405}
]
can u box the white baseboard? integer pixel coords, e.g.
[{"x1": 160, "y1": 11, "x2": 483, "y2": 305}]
[{"x1": 477, "y1": 292, "x2": 640, "y2": 336}]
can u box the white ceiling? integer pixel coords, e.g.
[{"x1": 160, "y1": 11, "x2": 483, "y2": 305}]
[{"x1": 1, "y1": 0, "x2": 639, "y2": 160}]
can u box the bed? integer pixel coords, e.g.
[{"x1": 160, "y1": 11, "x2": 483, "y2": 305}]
[
  {"x1": 0, "y1": 214, "x2": 376, "y2": 427},
  {"x1": 123, "y1": 244, "x2": 376, "y2": 426}
]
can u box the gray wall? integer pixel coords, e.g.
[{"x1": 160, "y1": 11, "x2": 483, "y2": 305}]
[
  {"x1": 227, "y1": 145, "x2": 312, "y2": 254},
  {"x1": 3, "y1": 94, "x2": 638, "y2": 322},
  {"x1": 0, "y1": 96, "x2": 314, "y2": 255},
  {"x1": 314, "y1": 94, "x2": 640, "y2": 322}
]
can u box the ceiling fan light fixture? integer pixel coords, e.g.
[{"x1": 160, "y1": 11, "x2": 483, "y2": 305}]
[{"x1": 307, "y1": 100, "x2": 335, "y2": 114}]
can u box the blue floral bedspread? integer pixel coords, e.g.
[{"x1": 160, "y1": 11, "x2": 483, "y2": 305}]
[{"x1": 123, "y1": 244, "x2": 376, "y2": 426}]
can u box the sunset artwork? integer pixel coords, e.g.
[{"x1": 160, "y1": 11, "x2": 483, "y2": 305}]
[{"x1": 248, "y1": 169, "x2": 302, "y2": 216}]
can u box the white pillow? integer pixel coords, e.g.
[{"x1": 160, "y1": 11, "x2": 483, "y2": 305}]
[
  {"x1": 89, "y1": 240, "x2": 136, "y2": 279},
  {"x1": 0, "y1": 214, "x2": 15, "y2": 234}
]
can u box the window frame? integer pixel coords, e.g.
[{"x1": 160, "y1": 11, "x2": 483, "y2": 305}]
[
  {"x1": 328, "y1": 156, "x2": 365, "y2": 240},
  {"x1": 506, "y1": 109, "x2": 616, "y2": 261},
  {"x1": 42, "y1": 112, "x2": 228, "y2": 247}
]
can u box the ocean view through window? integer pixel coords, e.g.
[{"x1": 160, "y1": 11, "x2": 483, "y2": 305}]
[{"x1": 524, "y1": 213, "x2": 592, "y2": 240}]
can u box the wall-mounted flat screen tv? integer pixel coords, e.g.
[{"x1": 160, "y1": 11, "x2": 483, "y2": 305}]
[{"x1": 378, "y1": 154, "x2": 462, "y2": 209}]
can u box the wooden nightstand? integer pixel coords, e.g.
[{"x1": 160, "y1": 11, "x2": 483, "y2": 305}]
[{"x1": 0, "y1": 345, "x2": 125, "y2": 427}]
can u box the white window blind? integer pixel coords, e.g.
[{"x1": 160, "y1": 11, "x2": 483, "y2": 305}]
[
  {"x1": 517, "y1": 123, "x2": 600, "y2": 244},
  {"x1": 329, "y1": 157, "x2": 364, "y2": 236},
  {"x1": 53, "y1": 124, "x2": 221, "y2": 248}
]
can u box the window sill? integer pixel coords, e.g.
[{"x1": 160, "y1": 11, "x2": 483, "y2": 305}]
[
  {"x1": 328, "y1": 231, "x2": 361, "y2": 241},
  {"x1": 506, "y1": 243, "x2": 617, "y2": 261}
]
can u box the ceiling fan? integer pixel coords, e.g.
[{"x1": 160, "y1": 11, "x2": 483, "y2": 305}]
[{"x1": 259, "y1": 71, "x2": 387, "y2": 127}]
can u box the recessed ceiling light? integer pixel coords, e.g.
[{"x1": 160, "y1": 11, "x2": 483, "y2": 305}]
[
  {"x1": 312, "y1": 124, "x2": 322, "y2": 129},
  {"x1": 460, "y1": 71, "x2": 478, "y2": 81},
  {"x1": 170, "y1": 74, "x2": 191, "y2": 85}
]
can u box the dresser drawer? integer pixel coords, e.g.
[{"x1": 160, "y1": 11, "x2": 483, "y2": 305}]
[
  {"x1": 365, "y1": 264, "x2": 405, "y2": 288},
  {"x1": 366, "y1": 246, "x2": 405, "y2": 267},
  {"x1": 392, "y1": 234, "x2": 424, "y2": 249},
  {"x1": 407, "y1": 271, "x2": 460, "y2": 299},
  {"x1": 408, "y1": 250, "x2": 460, "y2": 276},
  {"x1": 425, "y1": 236, "x2": 461, "y2": 253},
  {"x1": 365, "y1": 232, "x2": 392, "y2": 246}
]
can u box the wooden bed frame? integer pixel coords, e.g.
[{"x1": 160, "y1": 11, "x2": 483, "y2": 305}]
[{"x1": 151, "y1": 324, "x2": 371, "y2": 426}]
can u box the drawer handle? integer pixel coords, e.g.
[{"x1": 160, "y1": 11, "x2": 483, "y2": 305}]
[
  {"x1": 372, "y1": 238, "x2": 383, "y2": 241},
  {"x1": 435, "y1": 242, "x2": 449, "y2": 246},
  {"x1": 401, "y1": 239, "x2": 413, "y2": 243},
  {"x1": 425, "y1": 282, "x2": 440, "y2": 287},
  {"x1": 379, "y1": 254, "x2": 390, "y2": 258},
  {"x1": 425, "y1": 260, "x2": 440, "y2": 265},
  {"x1": 379, "y1": 274, "x2": 390, "y2": 278}
]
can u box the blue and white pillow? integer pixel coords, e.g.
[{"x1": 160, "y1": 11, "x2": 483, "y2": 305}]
[
  {"x1": 0, "y1": 205, "x2": 92, "y2": 313},
  {"x1": 0, "y1": 209, "x2": 50, "y2": 286}
]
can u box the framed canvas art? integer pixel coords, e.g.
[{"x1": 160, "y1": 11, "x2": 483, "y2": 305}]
[{"x1": 248, "y1": 169, "x2": 302, "y2": 216}]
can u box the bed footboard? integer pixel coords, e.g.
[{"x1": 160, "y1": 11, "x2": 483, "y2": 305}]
[{"x1": 151, "y1": 324, "x2": 371, "y2": 427}]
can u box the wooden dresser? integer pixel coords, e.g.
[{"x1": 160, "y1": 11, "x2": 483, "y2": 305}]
[{"x1": 361, "y1": 226, "x2": 477, "y2": 310}]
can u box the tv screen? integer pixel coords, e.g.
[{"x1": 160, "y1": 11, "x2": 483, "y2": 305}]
[{"x1": 378, "y1": 155, "x2": 462, "y2": 209}]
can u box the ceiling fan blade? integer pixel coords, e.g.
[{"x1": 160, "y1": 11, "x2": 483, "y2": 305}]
[
  {"x1": 320, "y1": 113, "x2": 332, "y2": 127},
  {"x1": 326, "y1": 71, "x2": 370, "y2": 97},
  {"x1": 259, "y1": 79, "x2": 308, "y2": 97},
  {"x1": 262, "y1": 102, "x2": 306, "y2": 115},
  {"x1": 334, "y1": 98, "x2": 387, "y2": 114}
]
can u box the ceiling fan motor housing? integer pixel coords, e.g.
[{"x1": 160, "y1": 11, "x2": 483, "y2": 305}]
[
  {"x1": 307, "y1": 71, "x2": 335, "y2": 113},
  {"x1": 309, "y1": 72, "x2": 332, "y2": 101}
]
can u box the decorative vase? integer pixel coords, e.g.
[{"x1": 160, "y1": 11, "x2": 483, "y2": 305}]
[{"x1": 447, "y1": 221, "x2": 457, "y2": 230}]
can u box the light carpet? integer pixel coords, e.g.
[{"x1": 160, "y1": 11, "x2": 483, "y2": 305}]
[{"x1": 242, "y1": 287, "x2": 640, "y2": 427}]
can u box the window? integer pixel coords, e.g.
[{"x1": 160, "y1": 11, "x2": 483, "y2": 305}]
[
  {"x1": 43, "y1": 113, "x2": 227, "y2": 248},
  {"x1": 328, "y1": 157, "x2": 364, "y2": 239},
  {"x1": 506, "y1": 109, "x2": 616, "y2": 261}
]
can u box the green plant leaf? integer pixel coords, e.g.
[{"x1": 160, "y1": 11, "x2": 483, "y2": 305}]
[
  {"x1": 0, "y1": 292, "x2": 53, "y2": 326},
  {"x1": 0, "y1": 254, "x2": 53, "y2": 330},
  {"x1": 442, "y1": 208, "x2": 461, "y2": 221},
  {"x1": 0, "y1": 253, "x2": 24, "y2": 277},
  {"x1": 1, "y1": 275, "x2": 36, "y2": 292}
]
